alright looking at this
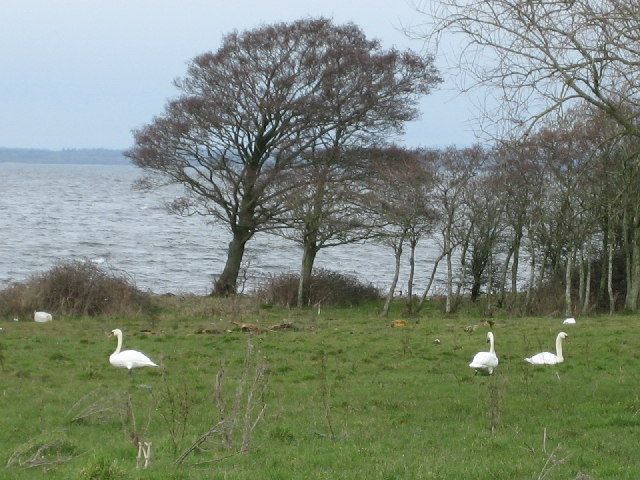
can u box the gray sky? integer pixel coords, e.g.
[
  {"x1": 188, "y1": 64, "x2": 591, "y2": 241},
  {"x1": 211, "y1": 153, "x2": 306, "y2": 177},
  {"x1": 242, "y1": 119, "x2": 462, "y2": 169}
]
[{"x1": 0, "y1": 0, "x2": 478, "y2": 150}]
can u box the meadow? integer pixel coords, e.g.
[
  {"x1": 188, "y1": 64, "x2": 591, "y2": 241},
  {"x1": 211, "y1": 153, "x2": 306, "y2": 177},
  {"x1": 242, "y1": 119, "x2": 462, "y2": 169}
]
[{"x1": 1, "y1": 298, "x2": 639, "y2": 479}]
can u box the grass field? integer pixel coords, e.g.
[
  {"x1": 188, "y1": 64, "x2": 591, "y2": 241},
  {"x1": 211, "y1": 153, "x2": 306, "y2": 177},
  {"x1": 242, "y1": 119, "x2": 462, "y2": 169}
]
[{"x1": 1, "y1": 299, "x2": 639, "y2": 479}]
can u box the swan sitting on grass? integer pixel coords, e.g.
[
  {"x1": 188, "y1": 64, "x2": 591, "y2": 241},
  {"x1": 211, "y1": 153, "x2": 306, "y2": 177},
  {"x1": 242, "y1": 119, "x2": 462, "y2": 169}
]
[
  {"x1": 109, "y1": 328, "x2": 158, "y2": 371},
  {"x1": 469, "y1": 331, "x2": 499, "y2": 375},
  {"x1": 525, "y1": 332, "x2": 568, "y2": 365},
  {"x1": 34, "y1": 311, "x2": 52, "y2": 323}
]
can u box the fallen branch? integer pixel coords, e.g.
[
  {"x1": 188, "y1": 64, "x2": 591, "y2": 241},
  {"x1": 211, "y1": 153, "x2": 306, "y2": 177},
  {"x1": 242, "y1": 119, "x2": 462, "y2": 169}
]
[{"x1": 175, "y1": 421, "x2": 224, "y2": 465}]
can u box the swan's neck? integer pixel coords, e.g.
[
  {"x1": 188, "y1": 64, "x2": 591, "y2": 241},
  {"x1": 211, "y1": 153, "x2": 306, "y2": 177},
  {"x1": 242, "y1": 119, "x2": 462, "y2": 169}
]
[
  {"x1": 555, "y1": 335, "x2": 564, "y2": 361},
  {"x1": 488, "y1": 333, "x2": 495, "y2": 354},
  {"x1": 113, "y1": 332, "x2": 123, "y2": 355}
]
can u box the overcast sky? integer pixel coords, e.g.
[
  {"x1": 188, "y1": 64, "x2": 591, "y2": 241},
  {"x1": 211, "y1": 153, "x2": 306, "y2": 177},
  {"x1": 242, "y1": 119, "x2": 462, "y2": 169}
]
[{"x1": 0, "y1": 0, "x2": 479, "y2": 150}]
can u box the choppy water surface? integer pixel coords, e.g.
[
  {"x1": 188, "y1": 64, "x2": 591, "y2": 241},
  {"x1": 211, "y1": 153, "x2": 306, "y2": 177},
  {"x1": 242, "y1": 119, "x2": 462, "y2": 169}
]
[{"x1": 0, "y1": 163, "x2": 443, "y2": 294}]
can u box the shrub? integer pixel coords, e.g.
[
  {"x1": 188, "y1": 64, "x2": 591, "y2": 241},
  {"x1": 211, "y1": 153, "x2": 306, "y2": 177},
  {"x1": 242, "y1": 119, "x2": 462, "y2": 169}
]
[
  {"x1": 255, "y1": 269, "x2": 380, "y2": 307},
  {"x1": 0, "y1": 260, "x2": 152, "y2": 317}
]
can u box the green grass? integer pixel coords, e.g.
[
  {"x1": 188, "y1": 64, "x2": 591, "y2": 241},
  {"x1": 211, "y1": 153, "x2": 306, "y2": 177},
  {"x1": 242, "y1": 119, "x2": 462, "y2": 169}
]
[{"x1": 1, "y1": 301, "x2": 639, "y2": 479}]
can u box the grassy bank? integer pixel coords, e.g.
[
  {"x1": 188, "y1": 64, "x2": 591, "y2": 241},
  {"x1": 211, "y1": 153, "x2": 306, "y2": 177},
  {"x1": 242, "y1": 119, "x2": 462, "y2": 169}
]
[{"x1": 1, "y1": 299, "x2": 638, "y2": 479}]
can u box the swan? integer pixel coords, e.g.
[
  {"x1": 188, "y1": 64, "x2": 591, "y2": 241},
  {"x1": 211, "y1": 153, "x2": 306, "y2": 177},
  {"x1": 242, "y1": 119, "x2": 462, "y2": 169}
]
[
  {"x1": 109, "y1": 328, "x2": 158, "y2": 370},
  {"x1": 525, "y1": 332, "x2": 568, "y2": 365},
  {"x1": 563, "y1": 317, "x2": 576, "y2": 325},
  {"x1": 34, "y1": 311, "x2": 52, "y2": 323},
  {"x1": 469, "y1": 331, "x2": 499, "y2": 375}
]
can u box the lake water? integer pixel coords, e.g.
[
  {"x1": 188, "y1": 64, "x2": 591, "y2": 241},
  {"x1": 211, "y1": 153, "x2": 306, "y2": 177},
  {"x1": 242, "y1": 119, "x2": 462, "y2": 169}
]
[{"x1": 0, "y1": 163, "x2": 445, "y2": 295}]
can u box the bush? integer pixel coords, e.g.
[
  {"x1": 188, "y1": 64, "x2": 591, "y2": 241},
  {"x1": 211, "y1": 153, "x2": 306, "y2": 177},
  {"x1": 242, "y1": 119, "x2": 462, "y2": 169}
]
[
  {"x1": 0, "y1": 260, "x2": 152, "y2": 317},
  {"x1": 255, "y1": 269, "x2": 380, "y2": 307}
]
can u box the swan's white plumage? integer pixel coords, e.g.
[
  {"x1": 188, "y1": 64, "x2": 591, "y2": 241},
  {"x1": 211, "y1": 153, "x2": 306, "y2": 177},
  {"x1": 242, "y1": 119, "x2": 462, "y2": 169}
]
[
  {"x1": 525, "y1": 332, "x2": 568, "y2": 365},
  {"x1": 109, "y1": 328, "x2": 158, "y2": 370},
  {"x1": 34, "y1": 311, "x2": 52, "y2": 323},
  {"x1": 563, "y1": 317, "x2": 576, "y2": 324},
  {"x1": 469, "y1": 331, "x2": 498, "y2": 374}
]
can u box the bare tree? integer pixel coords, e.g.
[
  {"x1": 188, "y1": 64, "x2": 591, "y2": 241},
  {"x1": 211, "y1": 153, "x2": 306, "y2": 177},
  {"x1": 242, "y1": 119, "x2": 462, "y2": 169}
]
[
  {"x1": 426, "y1": 146, "x2": 483, "y2": 313},
  {"x1": 465, "y1": 172, "x2": 505, "y2": 302},
  {"x1": 276, "y1": 150, "x2": 374, "y2": 307},
  {"x1": 493, "y1": 141, "x2": 544, "y2": 307},
  {"x1": 273, "y1": 30, "x2": 443, "y2": 307},
  {"x1": 418, "y1": 0, "x2": 640, "y2": 139},
  {"x1": 364, "y1": 148, "x2": 438, "y2": 316},
  {"x1": 128, "y1": 18, "x2": 440, "y2": 295}
]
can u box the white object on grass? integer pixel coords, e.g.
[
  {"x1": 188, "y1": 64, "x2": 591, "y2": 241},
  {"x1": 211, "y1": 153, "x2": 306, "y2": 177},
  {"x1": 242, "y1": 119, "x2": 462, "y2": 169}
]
[
  {"x1": 109, "y1": 328, "x2": 158, "y2": 370},
  {"x1": 525, "y1": 332, "x2": 568, "y2": 365},
  {"x1": 563, "y1": 317, "x2": 576, "y2": 325},
  {"x1": 34, "y1": 311, "x2": 52, "y2": 323},
  {"x1": 469, "y1": 331, "x2": 499, "y2": 375}
]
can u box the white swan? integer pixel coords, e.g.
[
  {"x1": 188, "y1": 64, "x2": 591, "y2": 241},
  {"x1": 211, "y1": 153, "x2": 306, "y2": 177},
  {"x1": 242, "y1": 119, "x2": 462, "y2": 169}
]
[
  {"x1": 563, "y1": 317, "x2": 576, "y2": 325},
  {"x1": 469, "y1": 331, "x2": 499, "y2": 374},
  {"x1": 525, "y1": 332, "x2": 568, "y2": 365},
  {"x1": 109, "y1": 328, "x2": 158, "y2": 370},
  {"x1": 34, "y1": 311, "x2": 52, "y2": 323}
]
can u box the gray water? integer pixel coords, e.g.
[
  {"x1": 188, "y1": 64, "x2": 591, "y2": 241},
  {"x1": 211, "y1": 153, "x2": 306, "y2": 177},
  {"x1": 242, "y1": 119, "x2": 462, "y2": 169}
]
[{"x1": 0, "y1": 163, "x2": 444, "y2": 295}]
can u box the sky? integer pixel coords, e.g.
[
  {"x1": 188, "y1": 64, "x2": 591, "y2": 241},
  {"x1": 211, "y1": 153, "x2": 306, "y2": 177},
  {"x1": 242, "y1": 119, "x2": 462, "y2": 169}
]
[{"x1": 0, "y1": 0, "x2": 479, "y2": 150}]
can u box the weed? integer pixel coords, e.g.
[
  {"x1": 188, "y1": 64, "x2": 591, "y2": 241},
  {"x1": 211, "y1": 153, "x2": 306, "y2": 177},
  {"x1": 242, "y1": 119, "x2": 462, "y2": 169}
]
[
  {"x1": 154, "y1": 369, "x2": 194, "y2": 454},
  {"x1": 175, "y1": 334, "x2": 267, "y2": 465},
  {"x1": 7, "y1": 431, "x2": 79, "y2": 471},
  {"x1": 76, "y1": 457, "x2": 125, "y2": 480}
]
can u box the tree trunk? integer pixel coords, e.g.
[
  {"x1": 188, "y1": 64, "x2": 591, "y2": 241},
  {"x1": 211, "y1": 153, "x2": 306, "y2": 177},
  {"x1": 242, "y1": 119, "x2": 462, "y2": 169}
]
[
  {"x1": 445, "y1": 228, "x2": 453, "y2": 314},
  {"x1": 534, "y1": 252, "x2": 548, "y2": 297},
  {"x1": 623, "y1": 210, "x2": 632, "y2": 306},
  {"x1": 455, "y1": 227, "x2": 471, "y2": 298},
  {"x1": 608, "y1": 223, "x2": 615, "y2": 315},
  {"x1": 598, "y1": 220, "x2": 609, "y2": 302},
  {"x1": 565, "y1": 250, "x2": 573, "y2": 317},
  {"x1": 470, "y1": 273, "x2": 482, "y2": 301},
  {"x1": 406, "y1": 237, "x2": 417, "y2": 313},
  {"x1": 498, "y1": 246, "x2": 513, "y2": 306},
  {"x1": 582, "y1": 243, "x2": 591, "y2": 314},
  {"x1": 486, "y1": 251, "x2": 494, "y2": 314},
  {"x1": 297, "y1": 243, "x2": 319, "y2": 308},
  {"x1": 214, "y1": 231, "x2": 251, "y2": 295},
  {"x1": 382, "y1": 237, "x2": 404, "y2": 317},
  {"x1": 511, "y1": 234, "x2": 521, "y2": 296},
  {"x1": 416, "y1": 251, "x2": 446, "y2": 313},
  {"x1": 525, "y1": 238, "x2": 536, "y2": 311},
  {"x1": 578, "y1": 247, "x2": 585, "y2": 309},
  {"x1": 626, "y1": 217, "x2": 640, "y2": 311}
]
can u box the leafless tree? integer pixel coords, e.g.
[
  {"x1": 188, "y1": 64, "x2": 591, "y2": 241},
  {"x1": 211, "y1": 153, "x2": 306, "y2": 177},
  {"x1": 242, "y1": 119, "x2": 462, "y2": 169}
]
[
  {"x1": 425, "y1": 146, "x2": 484, "y2": 313},
  {"x1": 276, "y1": 150, "x2": 374, "y2": 307},
  {"x1": 364, "y1": 147, "x2": 438, "y2": 316},
  {"x1": 465, "y1": 172, "x2": 505, "y2": 303},
  {"x1": 493, "y1": 141, "x2": 545, "y2": 307},
  {"x1": 417, "y1": 0, "x2": 640, "y2": 139},
  {"x1": 128, "y1": 18, "x2": 440, "y2": 295}
]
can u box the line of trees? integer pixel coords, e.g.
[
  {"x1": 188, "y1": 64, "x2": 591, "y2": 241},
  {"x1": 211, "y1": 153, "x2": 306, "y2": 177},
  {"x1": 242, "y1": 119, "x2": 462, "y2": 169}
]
[{"x1": 128, "y1": 12, "x2": 640, "y2": 315}]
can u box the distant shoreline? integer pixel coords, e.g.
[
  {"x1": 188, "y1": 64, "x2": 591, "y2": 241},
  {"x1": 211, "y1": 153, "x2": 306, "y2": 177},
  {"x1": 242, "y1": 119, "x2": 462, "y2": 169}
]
[{"x1": 0, "y1": 147, "x2": 130, "y2": 165}]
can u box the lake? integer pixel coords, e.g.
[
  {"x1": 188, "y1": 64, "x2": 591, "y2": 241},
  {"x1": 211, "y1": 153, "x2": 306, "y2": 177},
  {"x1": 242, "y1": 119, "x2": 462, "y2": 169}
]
[{"x1": 0, "y1": 163, "x2": 445, "y2": 295}]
